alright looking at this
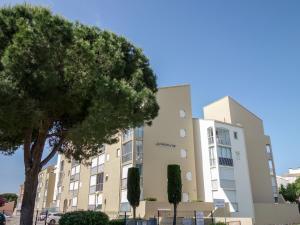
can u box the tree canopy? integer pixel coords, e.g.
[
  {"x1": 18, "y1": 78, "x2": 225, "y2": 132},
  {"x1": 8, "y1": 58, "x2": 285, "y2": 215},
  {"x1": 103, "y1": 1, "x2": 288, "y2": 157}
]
[
  {"x1": 279, "y1": 178, "x2": 300, "y2": 203},
  {"x1": 0, "y1": 193, "x2": 18, "y2": 208},
  {"x1": 0, "y1": 4, "x2": 158, "y2": 225},
  {"x1": 0, "y1": 4, "x2": 159, "y2": 163}
]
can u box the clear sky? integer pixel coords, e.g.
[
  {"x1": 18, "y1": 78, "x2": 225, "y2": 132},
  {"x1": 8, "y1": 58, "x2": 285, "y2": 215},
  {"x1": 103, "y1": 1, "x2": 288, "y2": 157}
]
[{"x1": 0, "y1": 0, "x2": 299, "y2": 193}]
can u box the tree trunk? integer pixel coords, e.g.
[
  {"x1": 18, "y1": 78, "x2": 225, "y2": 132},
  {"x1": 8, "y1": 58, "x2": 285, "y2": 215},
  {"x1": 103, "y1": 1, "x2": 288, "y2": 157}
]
[
  {"x1": 173, "y1": 204, "x2": 177, "y2": 225},
  {"x1": 133, "y1": 206, "x2": 136, "y2": 225},
  {"x1": 20, "y1": 167, "x2": 40, "y2": 225}
]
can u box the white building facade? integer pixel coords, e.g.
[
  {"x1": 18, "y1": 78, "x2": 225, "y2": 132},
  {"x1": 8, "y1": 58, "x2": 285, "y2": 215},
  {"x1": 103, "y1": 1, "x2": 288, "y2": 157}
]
[{"x1": 193, "y1": 119, "x2": 254, "y2": 218}]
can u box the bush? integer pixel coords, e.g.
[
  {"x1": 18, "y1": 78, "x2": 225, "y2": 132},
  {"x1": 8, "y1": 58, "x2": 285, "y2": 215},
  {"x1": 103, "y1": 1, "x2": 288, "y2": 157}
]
[
  {"x1": 59, "y1": 211, "x2": 109, "y2": 225},
  {"x1": 208, "y1": 223, "x2": 226, "y2": 225},
  {"x1": 109, "y1": 219, "x2": 125, "y2": 225}
]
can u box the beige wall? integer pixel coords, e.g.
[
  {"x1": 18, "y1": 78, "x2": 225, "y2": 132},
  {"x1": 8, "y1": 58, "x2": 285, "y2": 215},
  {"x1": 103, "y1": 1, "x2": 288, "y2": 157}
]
[
  {"x1": 204, "y1": 96, "x2": 274, "y2": 203},
  {"x1": 102, "y1": 139, "x2": 122, "y2": 214},
  {"x1": 35, "y1": 166, "x2": 56, "y2": 211},
  {"x1": 254, "y1": 203, "x2": 300, "y2": 225},
  {"x1": 55, "y1": 85, "x2": 199, "y2": 214},
  {"x1": 143, "y1": 85, "x2": 198, "y2": 203}
]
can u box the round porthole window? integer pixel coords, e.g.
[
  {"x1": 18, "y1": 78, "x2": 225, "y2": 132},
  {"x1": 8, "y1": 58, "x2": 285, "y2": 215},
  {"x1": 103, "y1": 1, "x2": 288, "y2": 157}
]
[
  {"x1": 180, "y1": 129, "x2": 186, "y2": 137},
  {"x1": 186, "y1": 172, "x2": 192, "y2": 181},
  {"x1": 179, "y1": 110, "x2": 186, "y2": 118},
  {"x1": 180, "y1": 149, "x2": 187, "y2": 158}
]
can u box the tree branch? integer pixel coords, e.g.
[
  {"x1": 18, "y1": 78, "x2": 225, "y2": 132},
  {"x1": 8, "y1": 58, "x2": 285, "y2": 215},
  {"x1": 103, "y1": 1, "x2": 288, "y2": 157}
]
[{"x1": 40, "y1": 136, "x2": 65, "y2": 168}]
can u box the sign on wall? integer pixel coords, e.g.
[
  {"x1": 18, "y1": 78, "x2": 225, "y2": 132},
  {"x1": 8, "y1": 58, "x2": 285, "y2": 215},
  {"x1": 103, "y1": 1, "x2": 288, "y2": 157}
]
[{"x1": 213, "y1": 199, "x2": 225, "y2": 208}]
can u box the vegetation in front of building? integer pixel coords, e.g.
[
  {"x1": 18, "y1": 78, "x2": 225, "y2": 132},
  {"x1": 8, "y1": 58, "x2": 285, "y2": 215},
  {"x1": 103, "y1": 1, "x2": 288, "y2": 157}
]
[
  {"x1": 127, "y1": 167, "x2": 141, "y2": 220},
  {"x1": 59, "y1": 211, "x2": 109, "y2": 225},
  {"x1": 279, "y1": 178, "x2": 300, "y2": 202},
  {"x1": 167, "y1": 164, "x2": 182, "y2": 225},
  {"x1": 109, "y1": 219, "x2": 125, "y2": 225}
]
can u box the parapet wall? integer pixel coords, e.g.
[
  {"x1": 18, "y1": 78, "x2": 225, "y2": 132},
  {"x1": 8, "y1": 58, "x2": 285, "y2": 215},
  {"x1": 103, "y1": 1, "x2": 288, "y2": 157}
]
[{"x1": 254, "y1": 203, "x2": 300, "y2": 225}]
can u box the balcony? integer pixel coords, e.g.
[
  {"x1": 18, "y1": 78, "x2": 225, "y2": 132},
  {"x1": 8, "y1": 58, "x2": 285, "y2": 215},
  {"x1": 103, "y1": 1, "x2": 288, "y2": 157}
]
[{"x1": 218, "y1": 157, "x2": 233, "y2": 167}]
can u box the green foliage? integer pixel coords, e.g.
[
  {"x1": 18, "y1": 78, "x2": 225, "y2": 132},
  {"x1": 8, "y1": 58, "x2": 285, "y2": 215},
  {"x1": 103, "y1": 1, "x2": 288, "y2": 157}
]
[
  {"x1": 109, "y1": 219, "x2": 125, "y2": 225},
  {"x1": 167, "y1": 165, "x2": 182, "y2": 205},
  {"x1": 144, "y1": 197, "x2": 157, "y2": 201},
  {"x1": 0, "y1": 4, "x2": 159, "y2": 161},
  {"x1": 0, "y1": 196, "x2": 5, "y2": 207},
  {"x1": 127, "y1": 167, "x2": 140, "y2": 218},
  {"x1": 208, "y1": 223, "x2": 226, "y2": 225},
  {"x1": 279, "y1": 183, "x2": 298, "y2": 202},
  {"x1": 0, "y1": 193, "x2": 18, "y2": 208},
  {"x1": 59, "y1": 211, "x2": 109, "y2": 225}
]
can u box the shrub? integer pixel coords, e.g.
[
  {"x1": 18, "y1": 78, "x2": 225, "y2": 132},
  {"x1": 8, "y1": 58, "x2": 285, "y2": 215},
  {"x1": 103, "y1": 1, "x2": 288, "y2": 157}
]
[
  {"x1": 144, "y1": 197, "x2": 157, "y2": 201},
  {"x1": 59, "y1": 211, "x2": 109, "y2": 225},
  {"x1": 208, "y1": 223, "x2": 226, "y2": 225},
  {"x1": 109, "y1": 219, "x2": 125, "y2": 225}
]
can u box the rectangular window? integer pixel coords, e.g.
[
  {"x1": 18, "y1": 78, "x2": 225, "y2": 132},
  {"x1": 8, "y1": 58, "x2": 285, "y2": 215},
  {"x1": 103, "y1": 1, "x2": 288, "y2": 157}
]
[
  {"x1": 207, "y1": 127, "x2": 214, "y2": 145},
  {"x1": 98, "y1": 154, "x2": 105, "y2": 165},
  {"x1": 211, "y1": 180, "x2": 218, "y2": 190},
  {"x1": 234, "y1": 131, "x2": 238, "y2": 139},
  {"x1": 216, "y1": 128, "x2": 231, "y2": 146},
  {"x1": 90, "y1": 175, "x2": 97, "y2": 186},
  {"x1": 136, "y1": 140, "x2": 143, "y2": 162},
  {"x1": 122, "y1": 141, "x2": 132, "y2": 163},
  {"x1": 96, "y1": 173, "x2": 104, "y2": 192},
  {"x1": 123, "y1": 129, "x2": 133, "y2": 142},
  {"x1": 91, "y1": 157, "x2": 98, "y2": 168},
  {"x1": 89, "y1": 194, "x2": 95, "y2": 206},
  {"x1": 134, "y1": 127, "x2": 144, "y2": 139},
  {"x1": 72, "y1": 197, "x2": 77, "y2": 207},
  {"x1": 218, "y1": 146, "x2": 233, "y2": 166},
  {"x1": 209, "y1": 147, "x2": 216, "y2": 167}
]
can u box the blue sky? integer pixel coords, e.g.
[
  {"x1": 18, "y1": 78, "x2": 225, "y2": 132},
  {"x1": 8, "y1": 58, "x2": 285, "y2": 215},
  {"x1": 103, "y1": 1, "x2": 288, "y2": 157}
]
[{"x1": 0, "y1": 0, "x2": 299, "y2": 193}]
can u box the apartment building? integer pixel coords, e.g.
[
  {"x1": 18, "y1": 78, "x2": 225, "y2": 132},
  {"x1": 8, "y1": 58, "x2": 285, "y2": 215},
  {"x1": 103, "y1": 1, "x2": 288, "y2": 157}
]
[
  {"x1": 50, "y1": 85, "x2": 299, "y2": 225},
  {"x1": 202, "y1": 96, "x2": 279, "y2": 203},
  {"x1": 193, "y1": 119, "x2": 254, "y2": 218},
  {"x1": 53, "y1": 85, "x2": 198, "y2": 216},
  {"x1": 35, "y1": 165, "x2": 56, "y2": 211}
]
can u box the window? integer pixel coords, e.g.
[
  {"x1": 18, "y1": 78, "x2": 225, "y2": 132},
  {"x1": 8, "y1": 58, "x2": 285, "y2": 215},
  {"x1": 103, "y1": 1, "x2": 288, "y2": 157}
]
[
  {"x1": 106, "y1": 154, "x2": 110, "y2": 161},
  {"x1": 207, "y1": 127, "x2": 214, "y2": 145},
  {"x1": 218, "y1": 146, "x2": 233, "y2": 167},
  {"x1": 122, "y1": 141, "x2": 132, "y2": 163},
  {"x1": 211, "y1": 180, "x2": 218, "y2": 190},
  {"x1": 182, "y1": 193, "x2": 189, "y2": 202},
  {"x1": 216, "y1": 128, "x2": 231, "y2": 146},
  {"x1": 134, "y1": 127, "x2": 144, "y2": 139},
  {"x1": 179, "y1": 110, "x2": 186, "y2": 118},
  {"x1": 123, "y1": 129, "x2": 133, "y2": 142},
  {"x1": 136, "y1": 140, "x2": 143, "y2": 162},
  {"x1": 105, "y1": 174, "x2": 108, "y2": 181},
  {"x1": 89, "y1": 194, "x2": 95, "y2": 206},
  {"x1": 117, "y1": 149, "x2": 121, "y2": 157},
  {"x1": 209, "y1": 147, "x2": 216, "y2": 167},
  {"x1": 91, "y1": 157, "x2": 98, "y2": 168},
  {"x1": 234, "y1": 131, "x2": 238, "y2": 139},
  {"x1": 180, "y1": 129, "x2": 186, "y2": 137},
  {"x1": 180, "y1": 149, "x2": 187, "y2": 158},
  {"x1": 266, "y1": 145, "x2": 271, "y2": 153},
  {"x1": 90, "y1": 173, "x2": 104, "y2": 193},
  {"x1": 72, "y1": 197, "x2": 77, "y2": 207},
  {"x1": 186, "y1": 172, "x2": 192, "y2": 181}
]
